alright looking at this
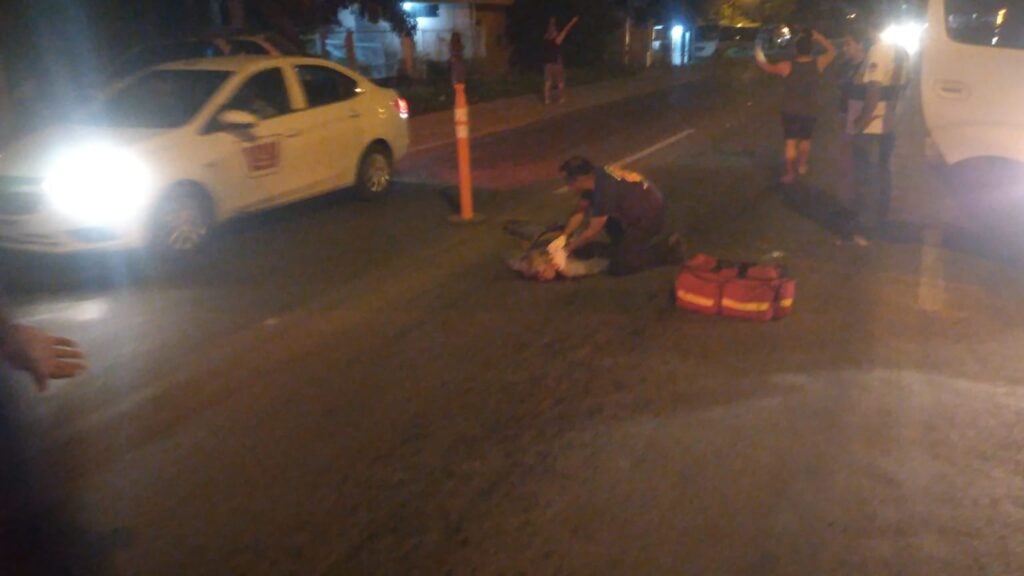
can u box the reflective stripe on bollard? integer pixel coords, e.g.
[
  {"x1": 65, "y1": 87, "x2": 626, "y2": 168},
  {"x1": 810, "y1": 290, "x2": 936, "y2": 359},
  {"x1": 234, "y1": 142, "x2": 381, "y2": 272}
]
[{"x1": 453, "y1": 83, "x2": 475, "y2": 221}]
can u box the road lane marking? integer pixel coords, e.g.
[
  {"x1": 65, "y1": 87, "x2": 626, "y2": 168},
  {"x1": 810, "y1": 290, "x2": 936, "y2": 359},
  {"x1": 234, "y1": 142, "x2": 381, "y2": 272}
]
[
  {"x1": 18, "y1": 298, "x2": 110, "y2": 324},
  {"x1": 917, "y1": 225, "x2": 947, "y2": 313},
  {"x1": 553, "y1": 127, "x2": 695, "y2": 194},
  {"x1": 610, "y1": 128, "x2": 696, "y2": 168}
]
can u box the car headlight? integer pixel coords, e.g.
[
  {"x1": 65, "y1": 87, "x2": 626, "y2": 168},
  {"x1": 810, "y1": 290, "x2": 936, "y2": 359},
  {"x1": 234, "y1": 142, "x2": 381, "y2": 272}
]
[
  {"x1": 42, "y1": 144, "x2": 153, "y2": 227},
  {"x1": 881, "y1": 22, "x2": 925, "y2": 55}
]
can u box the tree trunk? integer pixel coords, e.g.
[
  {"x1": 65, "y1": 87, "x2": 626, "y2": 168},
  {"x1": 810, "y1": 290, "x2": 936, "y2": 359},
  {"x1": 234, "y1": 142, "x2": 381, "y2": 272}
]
[
  {"x1": 0, "y1": 55, "x2": 11, "y2": 145},
  {"x1": 227, "y1": 0, "x2": 246, "y2": 29},
  {"x1": 624, "y1": 16, "x2": 631, "y2": 66}
]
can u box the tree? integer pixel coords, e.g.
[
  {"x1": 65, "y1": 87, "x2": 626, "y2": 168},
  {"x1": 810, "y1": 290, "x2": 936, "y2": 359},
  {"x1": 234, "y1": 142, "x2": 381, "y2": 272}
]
[
  {"x1": 507, "y1": 0, "x2": 625, "y2": 70},
  {"x1": 758, "y1": 0, "x2": 798, "y2": 23},
  {"x1": 710, "y1": 0, "x2": 797, "y2": 24},
  {"x1": 277, "y1": 1, "x2": 415, "y2": 33},
  {"x1": 238, "y1": 1, "x2": 417, "y2": 48},
  {"x1": 613, "y1": 0, "x2": 668, "y2": 24}
]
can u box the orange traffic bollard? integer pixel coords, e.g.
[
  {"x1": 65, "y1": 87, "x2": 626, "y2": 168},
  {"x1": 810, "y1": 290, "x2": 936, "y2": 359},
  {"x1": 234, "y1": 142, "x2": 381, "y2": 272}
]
[{"x1": 450, "y1": 82, "x2": 481, "y2": 223}]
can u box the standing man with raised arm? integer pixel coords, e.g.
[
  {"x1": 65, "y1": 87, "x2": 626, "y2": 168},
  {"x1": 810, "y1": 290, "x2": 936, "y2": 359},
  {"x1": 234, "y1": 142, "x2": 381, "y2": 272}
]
[
  {"x1": 755, "y1": 28, "x2": 836, "y2": 183},
  {"x1": 542, "y1": 15, "x2": 580, "y2": 105}
]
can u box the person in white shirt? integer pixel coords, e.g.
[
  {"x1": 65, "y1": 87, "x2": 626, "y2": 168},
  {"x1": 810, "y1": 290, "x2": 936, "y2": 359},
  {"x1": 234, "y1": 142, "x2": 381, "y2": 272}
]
[{"x1": 842, "y1": 22, "x2": 910, "y2": 243}]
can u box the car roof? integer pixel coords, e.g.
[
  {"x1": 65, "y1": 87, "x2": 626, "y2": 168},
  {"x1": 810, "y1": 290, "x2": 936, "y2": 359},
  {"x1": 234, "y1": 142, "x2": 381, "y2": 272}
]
[{"x1": 156, "y1": 55, "x2": 342, "y2": 73}]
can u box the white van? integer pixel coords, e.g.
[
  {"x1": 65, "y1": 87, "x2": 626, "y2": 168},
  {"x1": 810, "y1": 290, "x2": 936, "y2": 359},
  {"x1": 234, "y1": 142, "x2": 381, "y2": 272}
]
[{"x1": 921, "y1": 0, "x2": 1024, "y2": 164}]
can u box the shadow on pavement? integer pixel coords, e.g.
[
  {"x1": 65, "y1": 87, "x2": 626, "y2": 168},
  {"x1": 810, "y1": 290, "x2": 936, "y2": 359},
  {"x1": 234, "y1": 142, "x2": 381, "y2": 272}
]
[
  {"x1": 776, "y1": 177, "x2": 1024, "y2": 271},
  {"x1": 778, "y1": 180, "x2": 939, "y2": 245},
  {"x1": 1, "y1": 182, "x2": 462, "y2": 297},
  {"x1": 776, "y1": 181, "x2": 863, "y2": 240}
]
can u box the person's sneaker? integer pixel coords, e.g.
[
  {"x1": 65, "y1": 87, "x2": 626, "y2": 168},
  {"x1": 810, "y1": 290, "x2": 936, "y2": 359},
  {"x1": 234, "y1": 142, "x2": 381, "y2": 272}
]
[
  {"x1": 797, "y1": 164, "x2": 809, "y2": 176},
  {"x1": 851, "y1": 234, "x2": 870, "y2": 247},
  {"x1": 664, "y1": 233, "x2": 687, "y2": 264},
  {"x1": 834, "y1": 233, "x2": 870, "y2": 247}
]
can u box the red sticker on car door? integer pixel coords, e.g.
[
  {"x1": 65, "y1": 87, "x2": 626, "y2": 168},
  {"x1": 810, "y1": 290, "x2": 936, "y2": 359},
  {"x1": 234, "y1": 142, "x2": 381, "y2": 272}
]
[{"x1": 242, "y1": 138, "x2": 282, "y2": 176}]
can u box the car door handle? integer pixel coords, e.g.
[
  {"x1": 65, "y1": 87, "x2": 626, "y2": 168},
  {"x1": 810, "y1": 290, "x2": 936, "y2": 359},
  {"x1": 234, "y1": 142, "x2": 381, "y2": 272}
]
[
  {"x1": 935, "y1": 80, "x2": 969, "y2": 99},
  {"x1": 348, "y1": 111, "x2": 362, "y2": 119},
  {"x1": 284, "y1": 129, "x2": 303, "y2": 138}
]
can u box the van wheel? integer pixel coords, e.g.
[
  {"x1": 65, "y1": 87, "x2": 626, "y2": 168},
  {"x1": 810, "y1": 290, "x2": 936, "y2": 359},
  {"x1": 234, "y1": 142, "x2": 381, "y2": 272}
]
[
  {"x1": 148, "y1": 187, "x2": 214, "y2": 255},
  {"x1": 356, "y1": 143, "x2": 393, "y2": 200}
]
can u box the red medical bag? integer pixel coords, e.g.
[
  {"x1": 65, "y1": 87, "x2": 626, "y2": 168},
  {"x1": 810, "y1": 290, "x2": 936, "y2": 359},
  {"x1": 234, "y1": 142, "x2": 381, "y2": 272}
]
[
  {"x1": 675, "y1": 255, "x2": 737, "y2": 315},
  {"x1": 676, "y1": 255, "x2": 795, "y2": 321}
]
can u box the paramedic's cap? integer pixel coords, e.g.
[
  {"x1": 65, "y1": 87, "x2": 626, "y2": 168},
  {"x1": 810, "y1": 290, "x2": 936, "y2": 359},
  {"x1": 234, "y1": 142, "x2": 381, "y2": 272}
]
[{"x1": 559, "y1": 156, "x2": 596, "y2": 181}]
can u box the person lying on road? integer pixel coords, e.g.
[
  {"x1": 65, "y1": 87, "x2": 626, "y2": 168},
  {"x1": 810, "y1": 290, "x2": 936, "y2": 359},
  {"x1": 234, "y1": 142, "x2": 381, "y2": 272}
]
[
  {"x1": 504, "y1": 220, "x2": 608, "y2": 281},
  {"x1": 552, "y1": 156, "x2": 683, "y2": 276}
]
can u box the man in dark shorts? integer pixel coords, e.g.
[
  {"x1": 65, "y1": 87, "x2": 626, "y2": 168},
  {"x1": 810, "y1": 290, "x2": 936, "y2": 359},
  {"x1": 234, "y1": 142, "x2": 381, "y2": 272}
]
[
  {"x1": 556, "y1": 156, "x2": 681, "y2": 276},
  {"x1": 542, "y1": 16, "x2": 579, "y2": 105},
  {"x1": 755, "y1": 28, "x2": 836, "y2": 183}
]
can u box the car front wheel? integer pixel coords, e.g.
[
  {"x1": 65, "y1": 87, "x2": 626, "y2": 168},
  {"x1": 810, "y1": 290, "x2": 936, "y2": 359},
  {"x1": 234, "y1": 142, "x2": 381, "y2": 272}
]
[{"x1": 148, "y1": 188, "x2": 214, "y2": 255}]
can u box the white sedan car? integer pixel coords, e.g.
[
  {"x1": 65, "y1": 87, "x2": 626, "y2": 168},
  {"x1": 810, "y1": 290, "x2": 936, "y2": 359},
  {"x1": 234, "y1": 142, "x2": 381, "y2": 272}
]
[{"x1": 0, "y1": 55, "x2": 409, "y2": 255}]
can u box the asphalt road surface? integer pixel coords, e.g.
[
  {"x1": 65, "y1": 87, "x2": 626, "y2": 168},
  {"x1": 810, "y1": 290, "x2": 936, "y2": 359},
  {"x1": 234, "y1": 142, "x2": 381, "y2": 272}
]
[{"x1": 2, "y1": 63, "x2": 1024, "y2": 575}]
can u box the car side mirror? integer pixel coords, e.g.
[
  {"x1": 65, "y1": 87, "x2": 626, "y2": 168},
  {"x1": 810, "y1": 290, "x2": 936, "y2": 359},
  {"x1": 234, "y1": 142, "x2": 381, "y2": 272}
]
[{"x1": 217, "y1": 109, "x2": 259, "y2": 129}]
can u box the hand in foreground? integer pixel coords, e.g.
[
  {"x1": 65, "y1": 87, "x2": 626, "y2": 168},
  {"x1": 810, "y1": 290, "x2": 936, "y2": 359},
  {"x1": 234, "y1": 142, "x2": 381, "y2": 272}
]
[{"x1": 2, "y1": 324, "x2": 86, "y2": 392}]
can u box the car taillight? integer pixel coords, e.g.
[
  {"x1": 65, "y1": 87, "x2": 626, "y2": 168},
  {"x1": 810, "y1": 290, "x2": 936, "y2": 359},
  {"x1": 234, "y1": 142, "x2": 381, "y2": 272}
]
[{"x1": 393, "y1": 97, "x2": 409, "y2": 119}]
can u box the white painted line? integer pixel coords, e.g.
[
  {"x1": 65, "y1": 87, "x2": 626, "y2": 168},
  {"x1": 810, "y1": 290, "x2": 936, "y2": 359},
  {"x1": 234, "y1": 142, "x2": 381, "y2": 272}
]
[
  {"x1": 917, "y1": 225, "x2": 946, "y2": 313},
  {"x1": 610, "y1": 128, "x2": 696, "y2": 169},
  {"x1": 553, "y1": 128, "x2": 695, "y2": 194},
  {"x1": 409, "y1": 123, "x2": 539, "y2": 154},
  {"x1": 19, "y1": 298, "x2": 110, "y2": 324},
  {"x1": 408, "y1": 139, "x2": 451, "y2": 154}
]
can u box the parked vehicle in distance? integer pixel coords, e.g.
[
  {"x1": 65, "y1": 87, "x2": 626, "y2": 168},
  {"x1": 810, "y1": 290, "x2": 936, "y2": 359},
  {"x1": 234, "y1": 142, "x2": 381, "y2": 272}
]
[
  {"x1": 693, "y1": 24, "x2": 721, "y2": 58},
  {"x1": 719, "y1": 25, "x2": 761, "y2": 59}
]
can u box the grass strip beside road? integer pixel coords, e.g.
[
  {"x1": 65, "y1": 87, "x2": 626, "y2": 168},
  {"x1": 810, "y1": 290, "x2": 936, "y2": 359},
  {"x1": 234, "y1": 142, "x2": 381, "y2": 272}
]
[{"x1": 392, "y1": 64, "x2": 642, "y2": 117}]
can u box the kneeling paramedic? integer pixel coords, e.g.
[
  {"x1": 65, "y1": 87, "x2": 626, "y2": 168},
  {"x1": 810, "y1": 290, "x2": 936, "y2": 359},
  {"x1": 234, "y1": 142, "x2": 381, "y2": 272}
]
[{"x1": 554, "y1": 156, "x2": 677, "y2": 276}]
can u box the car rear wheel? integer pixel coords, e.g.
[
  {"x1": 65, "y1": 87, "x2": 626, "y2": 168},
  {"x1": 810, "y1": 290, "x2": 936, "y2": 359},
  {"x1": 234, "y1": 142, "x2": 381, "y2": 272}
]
[
  {"x1": 356, "y1": 143, "x2": 393, "y2": 200},
  {"x1": 148, "y1": 187, "x2": 214, "y2": 255}
]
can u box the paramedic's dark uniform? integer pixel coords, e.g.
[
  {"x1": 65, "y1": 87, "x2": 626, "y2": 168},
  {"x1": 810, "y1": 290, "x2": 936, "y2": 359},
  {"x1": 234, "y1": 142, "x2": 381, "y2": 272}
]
[{"x1": 586, "y1": 167, "x2": 666, "y2": 276}]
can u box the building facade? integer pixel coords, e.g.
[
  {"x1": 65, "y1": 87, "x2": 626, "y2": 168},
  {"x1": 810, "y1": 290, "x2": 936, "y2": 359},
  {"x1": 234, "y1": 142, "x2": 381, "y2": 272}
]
[{"x1": 312, "y1": 0, "x2": 514, "y2": 79}]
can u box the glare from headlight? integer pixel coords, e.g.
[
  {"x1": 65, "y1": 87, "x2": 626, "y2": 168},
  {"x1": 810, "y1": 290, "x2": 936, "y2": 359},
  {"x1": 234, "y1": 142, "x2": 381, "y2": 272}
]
[
  {"x1": 881, "y1": 22, "x2": 925, "y2": 55},
  {"x1": 42, "y1": 144, "x2": 153, "y2": 227}
]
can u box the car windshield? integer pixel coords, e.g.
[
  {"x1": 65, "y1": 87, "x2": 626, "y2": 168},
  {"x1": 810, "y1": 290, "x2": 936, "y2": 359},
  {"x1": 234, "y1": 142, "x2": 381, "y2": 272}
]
[{"x1": 87, "y1": 69, "x2": 232, "y2": 129}]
